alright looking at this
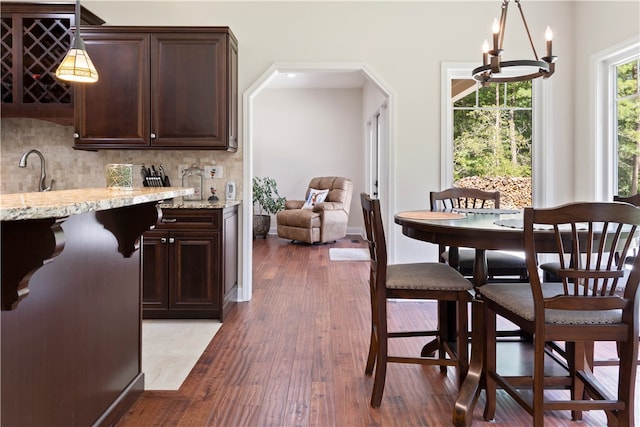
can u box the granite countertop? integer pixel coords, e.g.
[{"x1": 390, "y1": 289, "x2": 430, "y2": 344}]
[
  {"x1": 159, "y1": 199, "x2": 242, "y2": 209},
  {"x1": 0, "y1": 187, "x2": 194, "y2": 221}
]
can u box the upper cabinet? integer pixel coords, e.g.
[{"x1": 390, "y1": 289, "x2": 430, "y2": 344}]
[
  {"x1": 73, "y1": 27, "x2": 238, "y2": 151},
  {"x1": 0, "y1": 3, "x2": 104, "y2": 125}
]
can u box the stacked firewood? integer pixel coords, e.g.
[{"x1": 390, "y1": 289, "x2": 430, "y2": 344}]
[{"x1": 456, "y1": 176, "x2": 532, "y2": 209}]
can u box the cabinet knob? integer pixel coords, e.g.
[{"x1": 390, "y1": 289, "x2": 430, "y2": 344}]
[
  {"x1": 168, "y1": 237, "x2": 175, "y2": 244},
  {"x1": 150, "y1": 132, "x2": 157, "y2": 139},
  {"x1": 73, "y1": 132, "x2": 79, "y2": 139},
  {"x1": 160, "y1": 237, "x2": 167, "y2": 244}
]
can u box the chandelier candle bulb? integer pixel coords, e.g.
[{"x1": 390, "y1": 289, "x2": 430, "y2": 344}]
[
  {"x1": 492, "y1": 18, "x2": 500, "y2": 52},
  {"x1": 545, "y1": 26, "x2": 553, "y2": 57},
  {"x1": 482, "y1": 40, "x2": 490, "y2": 65}
]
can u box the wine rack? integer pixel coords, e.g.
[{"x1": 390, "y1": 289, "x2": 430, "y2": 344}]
[{"x1": 0, "y1": 3, "x2": 103, "y2": 124}]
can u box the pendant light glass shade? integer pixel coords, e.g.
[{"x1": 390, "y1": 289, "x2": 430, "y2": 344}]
[{"x1": 55, "y1": 0, "x2": 99, "y2": 83}]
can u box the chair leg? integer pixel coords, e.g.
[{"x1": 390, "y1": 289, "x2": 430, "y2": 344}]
[
  {"x1": 437, "y1": 300, "x2": 449, "y2": 374},
  {"x1": 533, "y1": 331, "x2": 546, "y2": 427},
  {"x1": 567, "y1": 342, "x2": 584, "y2": 421},
  {"x1": 617, "y1": 339, "x2": 637, "y2": 427},
  {"x1": 456, "y1": 295, "x2": 469, "y2": 386},
  {"x1": 584, "y1": 340, "x2": 594, "y2": 370},
  {"x1": 482, "y1": 303, "x2": 497, "y2": 422},
  {"x1": 370, "y1": 300, "x2": 388, "y2": 407},
  {"x1": 365, "y1": 325, "x2": 377, "y2": 375},
  {"x1": 365, "y1": 293, "x2": 378, "y2": 375}
]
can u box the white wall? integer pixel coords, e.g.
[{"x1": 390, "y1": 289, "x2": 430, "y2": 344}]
[
  {"x1": 572, "y1": 1, "x2": 640, "y2": 202},
  {"x1": 253, "y1": 88, "x2": 365, "y2": 234},
  {"x1": 17, "y1": 0, "x2": 639, "y2": 263}
]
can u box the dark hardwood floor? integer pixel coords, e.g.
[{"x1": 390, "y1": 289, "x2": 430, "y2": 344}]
[{"x1": 116, "y1": 235, "x2": 639, "y2": 426}]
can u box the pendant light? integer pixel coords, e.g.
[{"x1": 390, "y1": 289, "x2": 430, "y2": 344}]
[
  {"x1": 472, "y1": 0, "x2": 557, "y2": 86},
  {"x1": 55, "y1": 0, "x2": 99, "y2": 83}
]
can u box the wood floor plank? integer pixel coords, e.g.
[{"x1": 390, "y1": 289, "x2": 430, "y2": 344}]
[{"x1": 116, "y1": 235, "x2": 639, "y2": 427}]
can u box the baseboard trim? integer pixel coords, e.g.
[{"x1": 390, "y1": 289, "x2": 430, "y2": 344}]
[{"x1": 93, "y1": 373, "x2": 144, "y2": 427}]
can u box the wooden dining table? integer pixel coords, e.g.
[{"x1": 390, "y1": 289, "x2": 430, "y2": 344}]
[
  {"x1": 394, "y1": 208, "x2": 527, "y2": 285},
  {"x1": 394, "y1": 208, "x2": 527, "y2": 426}
]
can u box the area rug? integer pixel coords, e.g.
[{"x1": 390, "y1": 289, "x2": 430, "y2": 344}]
[
  {"x1": 329, "y1": 247, "x2": 370, "y2": 261},
  {"x1": 142, "y1": 319, "x2": 222, "y2": 390}
]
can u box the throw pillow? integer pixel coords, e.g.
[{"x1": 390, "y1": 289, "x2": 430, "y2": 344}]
[{"x1": 302, "y1": 188, "x2": 329, "y2": 209}]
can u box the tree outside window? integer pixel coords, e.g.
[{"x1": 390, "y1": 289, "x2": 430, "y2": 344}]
[
  {"x1": 452, "y1": 80, "x2": 532, "y2": 208},
  {"x1": 616, "y1": 58, "x2": 640, "y2": 196}
]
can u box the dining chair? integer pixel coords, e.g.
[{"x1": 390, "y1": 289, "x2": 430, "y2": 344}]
[
  {"x1": 360, "y1": 193, "x2": 473, "y2": 407},
  {"x1": 430, "y1": 187, "x2": 528, "y2": 282},
  {"x1": 478, "y1": 202, "x2": 640, "y2": 426},
  {"x1": 541, "y1": 195, "x2": 640, "y2": 368}
]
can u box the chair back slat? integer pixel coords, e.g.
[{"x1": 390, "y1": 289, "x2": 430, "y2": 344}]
[
  {"x1": 430, "y1": 187, "x2": 500, "y2": 211},
  {"x1": 525, "y1": 202, "x2": 640, "y2": 313}
]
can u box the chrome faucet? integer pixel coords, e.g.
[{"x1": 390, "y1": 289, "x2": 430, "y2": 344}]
[{"x1": 18, "y1": 149, "x2": 54, "y2": 192}]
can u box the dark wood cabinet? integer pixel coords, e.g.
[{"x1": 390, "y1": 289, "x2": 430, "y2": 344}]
[
  {"x1": 0, "y1": 2, "x2": 104, "y2": 125},
  {"x1": 73, "y1": 27, "x2": 238, "y2": 151},
  {"x1": 142, "y1": 205, "x2": 238, "y2": 320}
]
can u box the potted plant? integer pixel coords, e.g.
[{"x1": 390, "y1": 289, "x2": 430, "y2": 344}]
[{"x1": 252, "y1": 176, "x2": 286, "y2": 239}]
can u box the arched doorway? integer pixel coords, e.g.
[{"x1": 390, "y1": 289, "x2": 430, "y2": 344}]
[{"x1": 240, "y1": 63, "x2": 395, "y2": 301}]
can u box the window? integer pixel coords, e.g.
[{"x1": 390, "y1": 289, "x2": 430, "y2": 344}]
[
  {"x1": 451, "y1": 80, "x2": 533, "y2": 209},
  {"x1": 615, "y1": 57, "x2": 640, "y2": 196},
  {"x1": 593, "y1": 38, "x2": 640, "y2": 201},
  {"x1": 442, "y1": 63, "x2": 548, "y2": 208}
]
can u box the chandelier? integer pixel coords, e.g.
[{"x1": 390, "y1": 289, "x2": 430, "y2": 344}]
[
  {"x1": 472, "y1": 0, "x2": 557, "y2": 85},
  {"x1": 55, "y1": 0, "x2": 99, "y2": 83}
]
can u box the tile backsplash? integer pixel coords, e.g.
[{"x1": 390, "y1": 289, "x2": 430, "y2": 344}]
[{"x1": 1, "y1": 118, "x2": 242, "y2": 198}]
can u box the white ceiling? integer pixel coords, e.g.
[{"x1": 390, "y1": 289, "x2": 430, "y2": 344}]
[{"x1": 265, "y1": 71, "x2": 367, "y2": 90}]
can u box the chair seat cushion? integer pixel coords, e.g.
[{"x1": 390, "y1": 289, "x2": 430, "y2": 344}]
[
  {"x1": 387, "y1": 262, "x2": 473, "y2": 291},
  {"x1": 479, "y1": 282, "x2": 622, "y2": 324},
  {"x1": 276, "y1": 209, "x2": 321, "y2": 228}
]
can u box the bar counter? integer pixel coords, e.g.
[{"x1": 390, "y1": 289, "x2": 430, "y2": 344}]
[
  {"x1": 0, "y1": 187, "x2": 193, "y2": 220},
  {"x1": 1, "y1": 187, "x2": 192, "y2": 426}
]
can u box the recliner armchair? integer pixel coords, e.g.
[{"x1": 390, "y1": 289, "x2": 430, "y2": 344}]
[{"x1": 277, "y1": 177, "x2": 353, "y2": 244}]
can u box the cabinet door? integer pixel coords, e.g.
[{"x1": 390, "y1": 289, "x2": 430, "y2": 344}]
[
  {"x1": 74, "y1": 30, "x2": 150, "y2": 149},
  {"x1": 142, "y1": 231, "x2": 169, "y2": 310},
  {"x1": 169, "y1": 231, "x2": 220, "y2": 312},
  {"x1": 150, "y1": 32, "x2": 228, "y2": 148}
]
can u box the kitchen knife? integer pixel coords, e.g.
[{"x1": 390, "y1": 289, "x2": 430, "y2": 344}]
[
  {"x1": 159, "y1": 164, "x2": 171, "y2": 186},
  {"x1": 158, "y1": 165, "x2": 166, "y2": 186},
  {"x1": 141, "y1": 164, "x2": 149, "y2": 186}
]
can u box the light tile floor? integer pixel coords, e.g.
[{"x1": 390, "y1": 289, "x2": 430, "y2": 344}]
[{"x1": 142, "y1": 319, "x2": 222, "y2": 390}]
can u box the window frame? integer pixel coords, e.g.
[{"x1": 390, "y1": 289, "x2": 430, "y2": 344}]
[
  {"x1": 441, "y1": 62, "x2": 552, "y2": 207},
  {"x1": 592, "y1": 37, "x2": 640, "y2": 200}
]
